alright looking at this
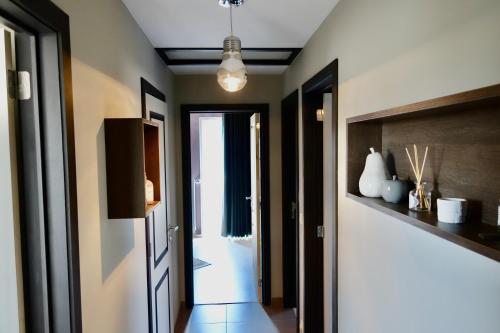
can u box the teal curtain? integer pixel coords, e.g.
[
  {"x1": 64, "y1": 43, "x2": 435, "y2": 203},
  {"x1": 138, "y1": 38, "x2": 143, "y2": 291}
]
[{"x1": 222, "y1": 113, "x2": 252, "y2": 237}]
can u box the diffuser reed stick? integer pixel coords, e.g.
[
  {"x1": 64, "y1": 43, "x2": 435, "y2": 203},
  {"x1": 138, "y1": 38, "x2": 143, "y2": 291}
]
[{"x1": 406, "y1": 145, "x2": 430, "y2": 211}]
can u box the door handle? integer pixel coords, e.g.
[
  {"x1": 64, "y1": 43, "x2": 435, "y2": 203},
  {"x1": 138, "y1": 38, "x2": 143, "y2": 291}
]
[
  {"x1": 290, "y1": 201, "x2": 297, "y2": 220},
  {"x1": 245, "y1": 196, "x2": 252, "y2": 201},
  {"x1": 168, "y1": 224, "x2": 179, "y2": 241},
  {"x1": 317, "y1": 225, "x2": 324, "y2": 238},
  {"x1": 168, "y1": 225, "x2": 179, "y2": 232}
]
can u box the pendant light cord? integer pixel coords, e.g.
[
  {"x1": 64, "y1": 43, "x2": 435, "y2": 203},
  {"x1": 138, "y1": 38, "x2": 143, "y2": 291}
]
[{"x1": 229, "y1": 4, "x2": 233, "y2": 36}]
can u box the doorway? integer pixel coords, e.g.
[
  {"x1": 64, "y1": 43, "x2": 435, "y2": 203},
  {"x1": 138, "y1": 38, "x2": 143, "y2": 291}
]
[
  {"x1": 190, "y1": 111, "x2": 258, "y2": 305},
  {"x1": 181, "y1": 104, "x2": 271, "y2": 308},
  {"x1": 0, "y1": 2, "x2": 82, "y2": 332},
  {"x1": 0, "y1": 24, "x2": 24, "y2": 333},
  {"x1": 281, "y1": 90, "x2": 299, "y2": 324},
  {"x1": 301, "y1": 60, "x2": 338, "y2": 333}
]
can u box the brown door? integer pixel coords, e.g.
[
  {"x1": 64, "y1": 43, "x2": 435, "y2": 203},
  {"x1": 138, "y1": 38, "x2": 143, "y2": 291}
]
[
  {"x1": 302, "y1": 89, "x2": 325, "y2": 333},
  {"x1": 281, "y1": 90, "x2": 299, "y2": 311}
]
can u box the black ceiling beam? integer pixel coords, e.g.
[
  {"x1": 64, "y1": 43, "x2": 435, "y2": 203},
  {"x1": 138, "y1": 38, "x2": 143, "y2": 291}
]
[{"x1": 155, "y1": 47, "x2": 302, "y2": 66}]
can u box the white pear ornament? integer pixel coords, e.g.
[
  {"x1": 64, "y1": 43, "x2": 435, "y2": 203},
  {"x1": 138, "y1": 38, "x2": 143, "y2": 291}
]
[{"x1": 358, "y1": 147, "x2": 387, "y2": 197}]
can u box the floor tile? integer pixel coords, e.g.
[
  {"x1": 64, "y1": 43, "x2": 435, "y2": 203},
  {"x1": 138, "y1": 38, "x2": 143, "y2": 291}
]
[
  {"x1": 189, "y1": 304, "x2": 226, "y2": 324},
  {"x1": 226, "y1": 302, "x2": 267, "y2": 323},
  {"x1": 185, "y1": 322, "x2": 226, "y2": 333},
  {"x1": 272, "y1": 319, "x2": 297, "y2": 333},
  {"x1": 194, "y1": 237, "x2": 258, "y2": 304},
  {"x1": 226, "y1": 321, "x2": 279, "y2": 333}
]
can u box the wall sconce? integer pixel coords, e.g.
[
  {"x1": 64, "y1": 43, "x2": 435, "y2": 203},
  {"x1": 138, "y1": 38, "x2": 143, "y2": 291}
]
[{"x1": 316, "y1": 108, "x2": 324, "y2": 122}]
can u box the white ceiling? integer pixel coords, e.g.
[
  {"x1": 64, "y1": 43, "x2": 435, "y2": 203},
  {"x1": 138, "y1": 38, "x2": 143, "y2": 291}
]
[{"x1": 123, "y1": 0, "x2": 339, "y2": 48}]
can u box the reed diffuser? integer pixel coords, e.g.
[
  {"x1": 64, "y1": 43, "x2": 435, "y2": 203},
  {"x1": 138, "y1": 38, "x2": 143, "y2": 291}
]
[{"x1": 405, "y1": 145, "x2": 431, "y2": 211}]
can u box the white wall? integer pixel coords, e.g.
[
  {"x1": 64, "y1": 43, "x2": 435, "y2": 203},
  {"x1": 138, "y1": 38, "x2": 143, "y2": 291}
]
[
  {"x1": 174, "y1": 75, "x2": 284, "y2": 300},
  {"x1": 50, "y1": 0, "x2": 179, "y2": 332},
  {"x1": 284, "y1": 0, "x2": 500, "y2": 332}
]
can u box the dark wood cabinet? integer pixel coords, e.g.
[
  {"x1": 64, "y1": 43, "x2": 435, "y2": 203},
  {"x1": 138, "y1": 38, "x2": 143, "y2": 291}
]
[
  {"x1": 347, "y1": 84, "x2": 500, "y2": 262},
  {"x1": 104, "y1": 118, "x2": 161, "y2": 219}
]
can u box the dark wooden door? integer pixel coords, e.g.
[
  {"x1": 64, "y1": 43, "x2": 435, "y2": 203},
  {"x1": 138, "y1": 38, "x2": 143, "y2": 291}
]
[
  {"x1": 281, "y1": 90, "x2": 299, "y2": 310},
  {"x1": 302, "y1": 91, "x2": 324, "y2": 333}
]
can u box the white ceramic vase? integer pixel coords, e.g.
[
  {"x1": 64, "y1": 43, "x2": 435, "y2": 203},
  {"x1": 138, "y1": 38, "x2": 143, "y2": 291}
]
[
  {"x1": 359, "y1": 147, "x2": 387, "y2": 197},
  {"x1": 145, "y1": 173, "x2": 155, "y2": 204}
]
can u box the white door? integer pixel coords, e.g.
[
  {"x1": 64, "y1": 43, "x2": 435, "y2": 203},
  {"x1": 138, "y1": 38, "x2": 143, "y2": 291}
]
[
  {"x1": 0, "y1": 27, "x2": 25, "y2": 333},
  {"x1": 250, "y1": 113, "x2": 262, "y2": 302},
  {"x1": 146, "y1": 94, "x2": 177, "y2": 333}
]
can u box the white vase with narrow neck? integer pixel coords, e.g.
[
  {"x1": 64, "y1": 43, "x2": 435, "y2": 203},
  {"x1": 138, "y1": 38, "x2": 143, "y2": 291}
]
[{"x1": 359, "y1": 147, "x2": 387, "y2": 197}]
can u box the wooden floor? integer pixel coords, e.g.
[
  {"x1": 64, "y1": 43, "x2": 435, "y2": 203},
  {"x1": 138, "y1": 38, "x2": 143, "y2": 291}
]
[{"x1": 175, "y1": 300, "x2": 296, "y2": 333}]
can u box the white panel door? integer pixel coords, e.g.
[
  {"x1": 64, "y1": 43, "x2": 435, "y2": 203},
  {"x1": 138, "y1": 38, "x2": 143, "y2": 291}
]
[
  {"x1": 250, "y1": 113, "x2": 262, "y2": 302},
  {"x1": 146, "y1": 94, "x2": 175, "y2": 333}
]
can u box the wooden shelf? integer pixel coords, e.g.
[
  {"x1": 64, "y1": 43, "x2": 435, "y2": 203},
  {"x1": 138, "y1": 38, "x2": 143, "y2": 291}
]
[
  {"x1": 346, "y1": 84, "x2": 500, "y2": 262},
  {"x1": 347, "y1": 193, "x2": 500, "y2": 262},
  {"x1": 104, "y1": 118, "x2": 161, "y2": 219}
]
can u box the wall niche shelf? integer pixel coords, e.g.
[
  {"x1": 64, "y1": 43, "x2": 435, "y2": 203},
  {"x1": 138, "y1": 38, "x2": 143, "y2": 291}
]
[
  {"x1": 347, "y1": 84, "x2": 500, "y2": 262},
  {"x1": 105, "y1": 118, "x2": 161, "y2": 219}
]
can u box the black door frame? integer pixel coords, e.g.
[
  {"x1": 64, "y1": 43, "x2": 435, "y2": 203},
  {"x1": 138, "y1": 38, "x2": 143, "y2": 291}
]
[
  {"x1": 281, "y1": 90, "x2": 300, "y2": 332},
  {"x1": 181, "y1": 104, "x2": 271, "y2": 307},
  {"x1": 0, "y1": 0, "x2": 81, "y2": 332},
  {"x1": 281, "y1": 90, "x2": 299, "y2": 307},
  {"x1": 301, "y1": 59, "x2": 338, "y2": 333}
]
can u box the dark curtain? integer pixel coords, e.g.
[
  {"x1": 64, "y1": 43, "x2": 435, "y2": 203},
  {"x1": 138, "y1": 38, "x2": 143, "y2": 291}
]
[{"x1": 222, "y1": 113, "x2": 252, "y2": 237}]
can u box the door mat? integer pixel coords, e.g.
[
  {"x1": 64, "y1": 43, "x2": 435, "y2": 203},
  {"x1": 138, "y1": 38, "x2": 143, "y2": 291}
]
[{"x1": 193, "y1": 258, "x2": 211, "y2": 270}]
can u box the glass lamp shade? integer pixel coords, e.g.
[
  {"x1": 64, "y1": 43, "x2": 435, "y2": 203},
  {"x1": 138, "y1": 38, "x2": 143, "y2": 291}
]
[{"x1": 217, "y1": 51, "x2": 247, "y2": 92}]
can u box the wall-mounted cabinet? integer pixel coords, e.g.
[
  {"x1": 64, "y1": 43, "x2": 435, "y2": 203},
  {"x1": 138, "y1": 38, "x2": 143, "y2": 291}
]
[
  {"x1": 105, "y1": 118, "x2": 161, "y2": 219},
  {"x1": 347, "y1": 84, "x2": 500, "y2": 262}
]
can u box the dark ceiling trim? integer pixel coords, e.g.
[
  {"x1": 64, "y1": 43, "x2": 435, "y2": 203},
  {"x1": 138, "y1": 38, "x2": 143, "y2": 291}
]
[{"x1": 155, "y1": 47, "x2": 301, "y2": 66}]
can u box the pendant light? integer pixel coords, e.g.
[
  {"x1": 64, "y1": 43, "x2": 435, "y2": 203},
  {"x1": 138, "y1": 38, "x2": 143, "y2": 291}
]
[{"x1": 217, "y1": 0, "x2": 247, "y2": 92}]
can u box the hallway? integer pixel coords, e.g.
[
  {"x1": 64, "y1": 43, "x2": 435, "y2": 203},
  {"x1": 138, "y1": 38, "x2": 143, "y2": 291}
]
[
  {"x1": 5, "y1": 1, "x2": 500, "y2": 333},
  {"x1": 176, "y1": 302, "x2": 296, "y2": 333}
]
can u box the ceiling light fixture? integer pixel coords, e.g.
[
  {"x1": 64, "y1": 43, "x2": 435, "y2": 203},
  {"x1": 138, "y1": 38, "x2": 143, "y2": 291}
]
[{"x1": 217, "y1": 0, "x2": 247, "y2": 92}]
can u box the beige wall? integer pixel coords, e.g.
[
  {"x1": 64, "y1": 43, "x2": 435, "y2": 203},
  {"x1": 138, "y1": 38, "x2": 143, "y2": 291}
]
[
  {"x1": 284, "y1": 0, "x2": 500, "y2": 332},
  {"x1": 51, "y1": 0, "x2": 179, "y2": 332},
  {"x1": 174, "y1": 75, "x2": 284, "y2": 299}
]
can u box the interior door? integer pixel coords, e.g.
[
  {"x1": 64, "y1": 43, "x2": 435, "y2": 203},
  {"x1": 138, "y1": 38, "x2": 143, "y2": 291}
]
[
  {"x1": 303, "y1": 90, "x2": 324, "y2": 333},
  {"x1": 281, "y1": 91, "x2": 299, "y2": 310},
  {"x1": 250, "y1": 113, "x2": 262, "y2": 302},
  {"x1": 0, "y1": 27, "x2": 25, "y2": 333},
  {"x1": 145, "y1": 93, "x2": 176, "y2": 333}
]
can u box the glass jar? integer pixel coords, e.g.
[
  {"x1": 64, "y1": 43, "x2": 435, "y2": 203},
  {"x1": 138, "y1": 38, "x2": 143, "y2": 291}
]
[{"x1": 409, "y1": 181, "x2": 432, "y2": 212}]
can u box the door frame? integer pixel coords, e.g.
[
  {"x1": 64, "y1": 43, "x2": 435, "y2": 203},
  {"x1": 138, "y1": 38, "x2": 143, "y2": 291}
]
[
  {"x1": 140, "y1": 77, "x2": 171, "y2": 333},
  {"x1": 301, "y1": 59, "x2": 338, "y2": 333},
  {"x1": 181, "y1": 104, "x2": 271, "y2": 307},
  {"x1": 0, "y1": 0, "x2": 82, "y2": 332}
]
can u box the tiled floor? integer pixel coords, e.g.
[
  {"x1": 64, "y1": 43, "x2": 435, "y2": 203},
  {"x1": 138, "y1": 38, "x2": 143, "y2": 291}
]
[
  {"x1": 193, "y1": 237, "x2": 258, "y2": 304},
  {"x1": 176, "y1": 302, "x2": 296, "y2": 333}
]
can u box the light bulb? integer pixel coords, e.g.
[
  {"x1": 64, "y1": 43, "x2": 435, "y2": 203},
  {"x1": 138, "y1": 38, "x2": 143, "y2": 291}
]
[{"x1": 217, "y1": 51, "x2": 247, "y2": 92}]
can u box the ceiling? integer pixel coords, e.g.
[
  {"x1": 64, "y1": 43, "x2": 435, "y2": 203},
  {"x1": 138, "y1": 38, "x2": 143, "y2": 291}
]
[{"x1": 122, "y1": 0, "x2": 339, "y2": 74}]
